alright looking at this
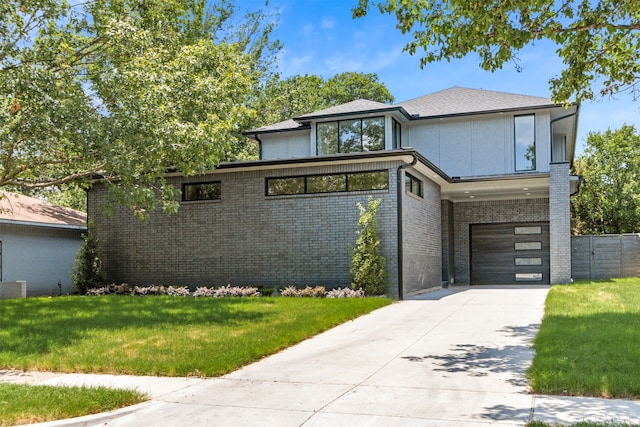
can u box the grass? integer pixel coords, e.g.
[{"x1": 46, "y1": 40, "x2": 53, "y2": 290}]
[
  {"x1": 0, "y1": 295, "x2": 390, "y2": 376},
  {"x1": 528, "y1": 277, "x2": 640, "y2": 399},
  {"x1": 0, "y1": 383, "x2": 147, "y2": 427}
]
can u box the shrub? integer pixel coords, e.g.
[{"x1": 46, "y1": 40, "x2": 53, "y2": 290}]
[
  {"x1": 166, "y1": 286, "x2": 190, "y2": 296},
  {"x1": 326, "y1": 287, "x2": 365, "y2": 298},
  {"x1": 193, "y1": 287, "x2": 215, "y2": 297},
  {"x1": 213, "y1": 285, "x2": 260, "y2": 297},
  {"x1": 72, "y1": 222, "x2": 106, "y2": 294},
  {"x1": 350, "y1": 197, "x2": 388, "y2": 296}
]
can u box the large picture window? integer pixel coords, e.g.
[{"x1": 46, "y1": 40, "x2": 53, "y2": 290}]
[
  {"x1": 266, "y1": 170, "x2": 388, "y2": 196},
  {"x1": 317, "y1": 117, "x2": 385, "y2": 155},
  {"x1": 514, "y1": 115, "x2": 536, "y2": 171}
]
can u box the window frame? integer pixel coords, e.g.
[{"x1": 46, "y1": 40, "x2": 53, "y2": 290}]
[
  {"x1": 182, "y1": 181, "x2": 222, "y2": 202},
  {"x1": 392, "y1": 118, "x2": 402, "y2": 149},
  {"x1": 316, "y1": 116, "x2": 386, "y2": 155},
  {"x1": 514, "y1": 114, "x2": 536, "y2": 172},
  {"x1": 266, "y1": 170, "x2": 389, "y2": 196},
  {"x1": 404, "y1": 172, "x2": 423, "y2": 198}
]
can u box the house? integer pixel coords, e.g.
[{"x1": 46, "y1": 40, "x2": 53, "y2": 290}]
[
  {"x1": 0, "y1": 192, "x2": 87, "y2": 296},
  {"x1": 87, "y1": 87, "x2": 580, "y2": 299}
]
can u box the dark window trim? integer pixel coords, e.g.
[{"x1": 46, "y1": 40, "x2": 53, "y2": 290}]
[
  {"x1": 392, "y1": 118, "x2": 401, "y2": 149},
  {"x1": 182, "y1": 181, "x2": 222, "y2": 202},
  {"x1": 514, "y1": 114, "x2": 536, "y2": 172},
  {"x1": 316, "y1": 116, "x2": 385, "y2": 155},
  {"x1": 405, "y1": 172, "x2": 423, "y2": 198},
  {"x1": 266, "y1": 170, "x2": 389, "y2": 196}
]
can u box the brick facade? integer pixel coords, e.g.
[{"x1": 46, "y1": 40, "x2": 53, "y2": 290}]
[
  {"x1": 401, "y1": 168, "x2": 442, "y2": 297},
  {"x1": 451, "y1": 198, "x2": 550, "y2": 284},
  {"x1": 549, "y1": 162, "x2": 572, "y2": 283},
  {"x1": 89, "y1": 161, "x2": 408, "y2": 297}
]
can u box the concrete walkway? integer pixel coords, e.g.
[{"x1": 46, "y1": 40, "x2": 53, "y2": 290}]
[{"x1": 4, "y1": 286, "x2": 640, "y2": 426}]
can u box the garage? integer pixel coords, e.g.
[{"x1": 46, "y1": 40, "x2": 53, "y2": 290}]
[{"x1": 471, "y1": 222, "x2": 550, "y2": 285}]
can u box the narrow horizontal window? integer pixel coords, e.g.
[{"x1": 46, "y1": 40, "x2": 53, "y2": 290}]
[
  {"x1": 266, "y1": 177, "x2": 305, "y2": 196},
  {"x1": 405, "y1": 172, "x2": 423, "y2": 198},
  {"x1": 515, "y1": 242, "x2": 542, "y2": 251},
  {"x1": 183, "y1": 182, "x2": 221, "y2": 201},
  {"x1": 266, "y1": 171, "x2": 388, "y2": 196},
  {"x1": 515, "y1": 273, "x2": 543, "y2": 281},
  {"x1": 514, "y1": 226, "x2": 542, "y2": 235},
  {"x1": 515, "y1": 257, "x2": 542, "y2": 266}
]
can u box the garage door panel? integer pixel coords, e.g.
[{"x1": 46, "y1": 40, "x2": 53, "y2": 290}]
[{"x1": 471, "y1": 222, "x2": 550, "y2": 285}]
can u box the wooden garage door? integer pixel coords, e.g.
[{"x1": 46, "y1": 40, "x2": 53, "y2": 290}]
[{"x1": 471, "y1": 222, "x2": 550, "y2": 285}]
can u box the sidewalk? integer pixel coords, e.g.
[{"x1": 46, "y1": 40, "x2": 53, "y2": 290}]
[{"x1": 3, "y1": 286, "x2": 640, "y2": 426}]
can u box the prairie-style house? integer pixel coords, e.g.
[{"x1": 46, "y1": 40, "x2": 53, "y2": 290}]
[{"x1": 88, "y1": 87, "x2": 580, "y2": 298}]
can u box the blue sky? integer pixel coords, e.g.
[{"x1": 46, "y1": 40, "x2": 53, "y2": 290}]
[{"x1": 243, "y1": 0, "x2": 640, "y2": 155}]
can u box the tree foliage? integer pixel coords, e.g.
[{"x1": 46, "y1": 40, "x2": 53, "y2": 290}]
[
  {"x1": 571, "y1": 125, "x2": 640, "y2": 234},
  {"x1": 254, "y1": 71, "x2": 394, "y2": 127},
  {"x1": 351, "y1": 196, "x2": 388, "y2": 296},
  {"x1": 1, "y1": 0, "x2": 280, "y2": 216},
  {"x1": 353, "y1": 0, "x2": 640, "y2": 103}
]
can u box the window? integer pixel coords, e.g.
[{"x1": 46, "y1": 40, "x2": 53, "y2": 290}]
[
  {"x1": 515, "y1": 115, "x2": 536, "y2": 171},
  {"x1": 515, "y1": 242, "x2": 542, "y2": 250},
  {"x1": 514, "y1": 226, "x2": 542, "y2": 235},
  {"x1": 183, "y1": 182, "x2": 221, "y2": 201},
  {"x1": 405, "y1": 172, "x2": 423, "y2": 198},
  {"x1": 266, "y1": 170, "x2": 388, "y2": 196},
  {"x1": 317, "y1": 117, "x2": 385, "y2": 155},
  {"x1": 392, "y1": 119, "x2": 401, "y2": 149}
]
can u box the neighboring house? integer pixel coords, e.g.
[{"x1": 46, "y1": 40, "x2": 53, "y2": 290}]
[
  {"x1": 88, "y1": 87, "x2": 580, "y2": 299},
  {"x1": 0, "y1": 192, "x2": 87, "y2": 296}
]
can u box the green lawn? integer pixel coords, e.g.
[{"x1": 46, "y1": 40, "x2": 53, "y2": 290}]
[
  {"x1": 528, "y1": 278, "x2": 640, "y2": 398},
  {"x1": 0, "y1": 295, "x2": 390, "y2": 376},
  {"x1": 0, "y1": 383, "x2": 146, "y2": 427}
]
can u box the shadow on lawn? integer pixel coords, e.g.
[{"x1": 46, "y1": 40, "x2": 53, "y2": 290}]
[{"x1": 0, "y1": 296, "x2": 273, "y2": 356}]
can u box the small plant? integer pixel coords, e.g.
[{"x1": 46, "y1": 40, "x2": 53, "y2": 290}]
[
  {"x1": 213, "y1": 285, "x2": 260, "y2": 297},
  {"x1": 193, "y1": 287, "x2": 215, "y2": 297},
  {"x1": 350, "y1": 197, "x2": 388, "y2": 296},
  {"x1": 166, "y1": 286, "x2": 190, "y2": 296},
  {"x1": 326, "y1": 287, "x2": 365, "y2": 298},
  {"x1": 72, "y1": 222, "x2": 106, "y2": 294}
]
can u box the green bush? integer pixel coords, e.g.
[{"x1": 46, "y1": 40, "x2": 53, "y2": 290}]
[
  {"x1": 72, "y1": 222, "x2": 106, "y2": 294},
  {"x1": 350, "y1": 197, "x2": 388, "y2": 295}
]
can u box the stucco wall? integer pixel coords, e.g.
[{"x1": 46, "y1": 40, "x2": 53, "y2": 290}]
[
  {"x1": 89, "y1": 161, "x2": 402, "y2": 297},
  {"x1": 401, "y1": 168, "x2": 442, "y2": 296},
  {"x1": 0, "y1": 223, "x2": 83, "y2": 296},
  {"x1": 451, "y1": 198, "x2": 550, "y2": 284}
]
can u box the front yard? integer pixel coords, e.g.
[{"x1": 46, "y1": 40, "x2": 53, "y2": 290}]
[{"x1": 528, "y1": 277, "x2": 640, "y2": 399}]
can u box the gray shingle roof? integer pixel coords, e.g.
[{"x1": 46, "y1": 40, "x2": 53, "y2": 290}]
[
  {"x1": 246, "y1": 87, "x2": 559, "y2": 135},
  {"x1": 398, "y1": 86, "x2": 555, "y2": 117},
  {"x1": 294, "y1": 99, "x2": 394, "y2": 120}
]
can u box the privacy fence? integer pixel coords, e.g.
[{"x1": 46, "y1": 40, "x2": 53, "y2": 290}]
[{"x1": 571, "y1": 234, "x2": 640, "y2": 280}]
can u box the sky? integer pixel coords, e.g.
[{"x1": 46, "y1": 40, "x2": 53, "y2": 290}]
[{"x1": 236, "y1": 0, "x2": 640, "y2": 156}]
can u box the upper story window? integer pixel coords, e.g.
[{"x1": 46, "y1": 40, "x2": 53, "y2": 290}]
[
  {"x1": 514, "y1": 114, "x2": 536, "y2": 171},
  {"x1": 392, "y1": 118, "x2": 401, "y2": 149},
  {"x1": 183, "y1": 181, "x2": 221, "y2": 201},
  {"x1": 317, "y1": 117, "x2": 385, "y2": 155}
]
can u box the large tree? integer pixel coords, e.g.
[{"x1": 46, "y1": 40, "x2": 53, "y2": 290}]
[
  {"x1": 1, "y1": 0, "x2": 279, "y2": 216},
  {"x1": 353, "y1": 0, "x2": 640, "y2": 103},
  {"x1": 571, "y1": 125, "x2": 640, "y2": 234},
  {"x1": 254, "y1": 71, "x2": 394, "y2": 127}
]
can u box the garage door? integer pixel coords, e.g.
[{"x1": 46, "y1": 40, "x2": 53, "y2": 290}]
[{"x1": 471, "y1": 222, "x2": 550, "y2": 285}]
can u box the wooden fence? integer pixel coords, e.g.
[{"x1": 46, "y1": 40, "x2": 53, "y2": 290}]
[{"x1": 571, "y1": 234, "x2": 640, "y2": 280}]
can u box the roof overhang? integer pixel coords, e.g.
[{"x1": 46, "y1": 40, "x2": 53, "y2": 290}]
[{"x1": 441, "y1": 173, "x2": 550, "y2": 202}]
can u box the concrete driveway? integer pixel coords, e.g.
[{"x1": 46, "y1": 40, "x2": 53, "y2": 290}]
[{"x1": 7, "y1": 285, "x2": 640, "y2": 426}]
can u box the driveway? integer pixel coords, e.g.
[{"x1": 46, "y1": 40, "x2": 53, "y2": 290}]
[{"x1": 8, "y1": 285, "x2": 640, "y2": 426}]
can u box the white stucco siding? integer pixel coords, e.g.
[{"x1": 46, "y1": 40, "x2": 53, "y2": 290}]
[
  {"x1": 0, "y1": 224, "x2": 83, "y2": 296},
  {"x1": 406, "y1": 111, "x2": 553, "y2": 177},
  {"x1": 260, "y1": 130, "x2": 310, "y2": 160}
]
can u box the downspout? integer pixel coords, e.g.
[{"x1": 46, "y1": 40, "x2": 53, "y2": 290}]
[
  {"x1": 396, "y1": 153, "x2": 418, "y2": 300},
  {"x1": 254, "y1": 134, "x2": 263, "y2": 160}
]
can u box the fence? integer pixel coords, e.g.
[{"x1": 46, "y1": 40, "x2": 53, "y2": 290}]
[{"x1": 571, "y1": 234, "x2": 640, "y2": 280}]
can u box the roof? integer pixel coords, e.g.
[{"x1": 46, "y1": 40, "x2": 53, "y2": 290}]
[
  {"x1": 397, "y1": 87, "x2": 557, "y2": 117},
  {"x1": 246, "y1": 87, "x2": 564, "y2": 136},
  {"x1": 0, "y1": 192, "x2": 87, "y2": 229}
]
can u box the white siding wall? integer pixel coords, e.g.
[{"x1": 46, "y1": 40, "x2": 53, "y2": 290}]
[
  {"x1": 405, "y1": 111, "x2": 551, "y2": 177},
  {"x1": 261, "y1": 130, "x2": 311, "y2": 160},
  {"x1": 0, "y1": 223, "x2": 83, "y2": 296}
]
